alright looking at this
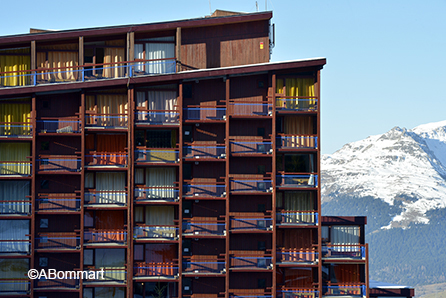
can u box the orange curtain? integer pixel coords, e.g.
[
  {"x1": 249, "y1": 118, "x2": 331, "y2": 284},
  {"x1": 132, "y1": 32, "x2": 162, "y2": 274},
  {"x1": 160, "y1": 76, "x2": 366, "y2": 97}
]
[{"x1": 96, "y1": 134, "x2": 126, "y2": 165}]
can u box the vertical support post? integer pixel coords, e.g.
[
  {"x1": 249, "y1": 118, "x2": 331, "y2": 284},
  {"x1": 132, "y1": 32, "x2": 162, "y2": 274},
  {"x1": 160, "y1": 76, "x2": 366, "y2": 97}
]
[
  {"x1": 176, "y1": 27, "x2": 182, "y2": 72},
  {"x1": 30, "y1": 94, "x2": 36, "y2": 298},
  {"x1": 224, "y1": 76, "x2": 230, "y2": 298},
  {"x1": 127, "y1": 32, "x2": 134, "y2": 77},
  {"x1": 316, "y1": 69, "x2": 323, "y2": 298},
  {"x1": 79, "y1": 37, "x2": 84, "y2": 82},
  {"x1": 127, "y1": 85, "x2": 134, "y2": 298},
  {"x1": 31, "y1": 41, "x2": 36, "y2": 86},
  {"x1": 79, "y1": 90, "x2": 85, "y2": 298},
  {"x1": 178, "y1": 81, "x2": 184, "y2": 298},
  {"x1": 366, "y1": 243, "x2": 369, "y2": 298},
  {"x1": 271, "y1": 73, "x2": 277, "y2": 297}
]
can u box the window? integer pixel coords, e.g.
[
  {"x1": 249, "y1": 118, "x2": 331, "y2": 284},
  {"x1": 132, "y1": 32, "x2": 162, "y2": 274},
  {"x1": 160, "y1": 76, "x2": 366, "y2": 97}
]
[
  {"x1": 135, "y1": 37, "x2": 175, "y2": 74},
  {"x1": 84, "y1": 249, "x2": 94, "y2": 265},
  {"x1": 39, "y1": 257, "x2": 48, "y2": 267},
  {"x1": 39, "y1": 218, "x2": 48, "y2": 228},
  {"x1": 40, "y1": 141, "x2": 49, "y2": 151},
  {"x1": 40, "y1": 180, "x2": 49, "y2": 189}
]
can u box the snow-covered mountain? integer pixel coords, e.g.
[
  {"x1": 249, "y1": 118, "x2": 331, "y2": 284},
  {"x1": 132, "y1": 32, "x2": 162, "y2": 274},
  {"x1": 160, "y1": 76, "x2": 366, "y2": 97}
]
[{"x1": 322, "y1": 120, "x2": 446, "y2": 229}]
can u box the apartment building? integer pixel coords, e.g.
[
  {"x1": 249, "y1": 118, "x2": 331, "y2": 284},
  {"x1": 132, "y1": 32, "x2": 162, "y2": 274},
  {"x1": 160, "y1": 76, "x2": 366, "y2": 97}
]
[{"x1": 0, "y1": 9, "x2": 413, "y2": 298}]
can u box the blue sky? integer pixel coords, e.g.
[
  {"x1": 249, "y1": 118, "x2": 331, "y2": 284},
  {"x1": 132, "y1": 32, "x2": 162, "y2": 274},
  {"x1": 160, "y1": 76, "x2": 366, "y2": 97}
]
[{"x1": 2, "y1": 0, "x2": 445, "y2": 154}]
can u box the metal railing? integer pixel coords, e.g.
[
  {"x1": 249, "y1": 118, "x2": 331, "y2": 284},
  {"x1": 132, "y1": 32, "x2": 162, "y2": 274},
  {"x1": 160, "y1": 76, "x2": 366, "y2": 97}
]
[
  {"x1": 277, "y1": 135, "x2": 318, "y2": 150},
  {"x1": 183, "y1": 260, "x2": 225, "y2": 274},
  {"x1": 279, "y1": 289, "x2": 319, "y2": 298},
  {"x1": 84, "y1": 268, "x2": 127, "y2": 282},
  {"x1": 323, "y1": 285, "x2": 366, "y2": 296},
  {"x1": 182, "y1": 221, "x2": 226, "y2": 236},
  {"x1": 276, "y1": 174, "x2": 318, "y2": 188},
  {"x1": 0, "y1": 200, "x2": 31, "y2": 214},
  {"x1": 135, "y1": 149, "x2": 179, "y2": 163},
  {"x1": 0, "y1": 58, "x2": 176, "y2": 87},
  {"x1": 0, "y1": 239, "x2": 31, "y2": 253},
  {"x1": 183, "y1": 183, "x2": 226, "y2": 198},
  {"x1": 277, "y1": 249, "x2": 318, "y2": 263},
  {"x1": 230, "y1": 217, "x2": 272, "y2": 231},
  {"x1": 277, "y1": 211, "x2": 318, "y2": 225},
  {"x1": 133, "y1": 226, "x2": 178, "y2": 239},
  {"x1": 230, "y1": 140, "x2": 272, "y2": 154},
  {"x1": 35, "y1": 233, "x2": 80, "y2": 249},
  {"x1": 229, "y1": 102, "x2": 273, "y2": 117},
  {"x1": 36, "y1": 119, "x2": 81, "y2": 133},
  {"x1": 37, "y1": 156, "x2": 81, "y2": 172},
  {"x1": 183, "y1": 144, "x2": 226, "y2": 159},
  {"x1": 84, "y1": 191, "x2": 127, "y2": 205},
  {"x1": 322, "y1": 245, "x2": 366, "y2": 259},
  {"x1": 34, "y1": 278, "x2": 79, "y2": 289},
  {"x1": 134, "y1": 262, "x2": 178, "y2": 277},
  {"x1": 85, "y1": 152, "x2": 128, "y2": 166},
  {"x1": 0, "y1": 162, "x2": 31, "y2": 175},
  {"x1": 230, "y1": 256, "x2": 272, "y2": 269},
  {"x1": 275, "y1": 98, "x2": 318, "y2": 112},
  {"x1": 183, "y1": 106, "x2": 226, "y2": 121},
  {"x1": 36, "y1": 193, "x2": 80, "y2": 211},
  {"x1": 85, "y1": 114, "x2": 128, "y2": 128},
  {"x1": 135, "y1": 187, "x2": 179, "y2": 201},
  {"x1": 0, "y1": 122, "x2": 32, "y2": 136},
  {"x1": 230, "y1": 179, "x2": 273, "y2": 193},
  {"x1": 135, "y1": 110, "x2": 179, "y2": 124},
  {"x1": 84, "y1": 229, "x2": 127, "y2": 244},
  {"x1": 0, "y1": 280, "x2": 30, "y2": 293}
]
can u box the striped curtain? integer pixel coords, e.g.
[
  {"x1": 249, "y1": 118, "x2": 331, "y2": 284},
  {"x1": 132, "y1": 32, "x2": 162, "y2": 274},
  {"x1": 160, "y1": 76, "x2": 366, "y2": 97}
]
[
  {"x1": 276, "y1": 78, "x2": 315, "y2": 109},
  {"x1": 134, "y1": 37, "x2": 175, "y2": 74},
  {"x1": 0, "y1": 102, "x2": 31, "y2": 136},
  {"x1": 0, "y1": 181, "x2": 30, "y2": 214},
  {"x1": 146, "y1": 167, "x2": 176, "y2": 199},
  {"x1": 0, "y1": 220, "x2": 30, "y2": 252},
  {"x1": 86, "y1": 94, "x2": 128, "y2": 127},
  {"x1": 0, "y1": 143, "x2": 30, "y2": 175},
  {"x1": 96, "y1": 173, "x2": 126, "y2": 204},
  {"x1": 0, "y1": 50, "x2": 30, "y2": 86},
  {"x1": 332, "y1": 226, "x2": 360, "y2": 252}
]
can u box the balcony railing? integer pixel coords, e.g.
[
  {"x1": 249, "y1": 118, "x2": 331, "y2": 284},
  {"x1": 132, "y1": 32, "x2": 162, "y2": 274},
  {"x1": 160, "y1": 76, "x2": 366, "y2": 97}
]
[
  {"x1": 85, "y1": 152, "x2": 128, "y2": 166},
  {"x1": 84, "y1": 229, "x2": 127, "y2": 244},
  {"x1": 276, "y1": 98, "x2": 318, "y2": 112},
  {"x1": 277, "y1": 249, "x2": 318, "y2": 263},
  {"x1": 134, "y1": 262, "x2": 178, "y2": 277},
  {"x1": 0, "y1": 58, "x2": 176, "y2": 87},
  {"x1": 135, "y1": 110, "x2": 179, "y2": 125},
  {"x1": 0, "y1": 122, "x2": 32, "y2": 136},
  {"x1": 0, "y1": 280, "x2": 30, "y2": 293},
  {"x1": 37, "y1": 156, "x2": 81, "y2": 172},
  {"x1": 229, "y1": 101, "x2": 272, "y2": 117},
  {"x1": 135, "y1": 186, "x2": 179, "y2": 201},
  {"x1": 277, "y1": 211, "x2": 318, "y2": 226},
  {"x1": 183, "y1": 144, "x2": 226, "y2": 159},
  {"x1": 85, "y1": 191, "x2": 127, "y2": 205},
  {"x1": 0, "y1": 239, "x2": 31, "y2": 253},
  {"x1": 323, "y1": 285, "x2": 366, "y2": 296},
  {"x1": 230, "y1": 140, "x2": 272, "y2": 155},
  {"x1": 133, "y1": 225, "x2": 178, "y2": 239},
  {"x1": 183, "y1": 182, "x2": 226, "y2": 198},
  {"x1": 0, "y1": 162, "x2": 31, "y2": 175},
  {"x1": 230, "y1": 217, "x2": 273, "y2": 231},
  {"x1": 182, "y1": 221, "x2": 225, "y2": 236},
  {"x1": 0, "y1": 200, "x2": 31, "y2": 215},
  {"x1": 183, "y1": 106, "x2": 226, "y2": 121},
  {"x1": 34, "y1": 278, "x2": 79, "y2": 289},
  {"x1": 230, "y1": 289, "x2": 273, "y2": 298},
  {"x1": 279, "y1": 289, "x2": 319, "y2": 298},
  {"x1": 36, "y1": 118, "x2": 81, "y2": 133},
  {"x1": 183, "y1": 259, "x2": 225, "y2": 274},
  {"x1": 35, "y1": 232, "x2": 80, "y2": 249},
  {"x1": 277, "y1": 135, "x2": 318, "y2": 150},
  {"x1": 276, "y1": 174, "x2": 318, "y2": 188},
  {"x1": 85, "y1": 114, "x2": 128, "y2": 128},
  {"x1": 135, "y1": 149, "x2": 179, "y2": 163},
  {"x1": 230, "y1": 255, "x2": 272, "y2": 269},
  {"x1": 322, "y1": 245, "x2": 366, "y2": 259},
  {"x1": 84, "y1": 267, "x2": 127, "y2": 282},
  {"x1": 230, "y1": 178, "x2": 272, "y2": 193},
  {"x1": 36, "y1": 193, "x2": 80, "y2": 211}
]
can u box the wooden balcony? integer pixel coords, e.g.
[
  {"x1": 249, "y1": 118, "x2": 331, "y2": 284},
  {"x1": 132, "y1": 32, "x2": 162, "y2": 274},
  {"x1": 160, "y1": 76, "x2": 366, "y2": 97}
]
[
  {"x1": 37, "y1": 155, "x2": 81, "y2": 173},
  {"x1": 35, "y1": 232, "x2": 80, "y2": 250},
  {"x1": 134, "y1": 262, "x2": 179, "y2": 278},
  {"x1": 84, "y1": 229, "x2": 127, "y2": 244},
  {"x1": 36, "y1": 193, "x2": 80, "y2": 212}
]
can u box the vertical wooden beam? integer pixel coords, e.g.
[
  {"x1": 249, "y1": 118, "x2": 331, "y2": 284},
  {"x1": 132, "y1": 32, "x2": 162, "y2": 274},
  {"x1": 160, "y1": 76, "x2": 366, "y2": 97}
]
[
  {"x1": 79, "y1": 90, "x2": 85, "y2": 298},
  {"x1": 366, "y1": 243, "x2": 370, "y2": 298},
  {"x1": 178, "y1": 81, "x2": 184, "y2": 298},
  {"x1": 127, "y1": 85, "x2": 134, "y2": 298},
  {"x1": 316, "y1": 69, "x2": 323, "y2": 298},
  {"x1": 176, "y1": 27, "x2": 182, "y2": 72},
  {"x1": 30, "y1": 94, "x2": 36, "y2": 298},
  {"x1": 79, "y1": 36, "x2": 84, "y2": 67},
  {"x1": 127, "y1": 32, "x2": 135, "y2": 62},
  {"x1": 271, "y1": 73, "x2": 277, "y2": 297},
  {"x1": 30, "y1": 41, "x2": 36, "y2": 86},
  {"x1": 224, "y1": 76, "x2": 230, "y2": 298}
]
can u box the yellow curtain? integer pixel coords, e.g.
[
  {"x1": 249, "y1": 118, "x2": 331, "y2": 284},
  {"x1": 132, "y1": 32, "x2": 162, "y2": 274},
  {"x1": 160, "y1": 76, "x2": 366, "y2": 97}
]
[
  {"x1": 86, "y1": 95, "x2": 128, "y2": 126},
  {"x1": 103, "y1": 48, "x2": 125, "y2": 78},
  {"x1": 0, "y1": 54, "x2": 30, "y2": 87},
  {"x1": 276, "y1": 78, "x2": 315, "y2": 109},
  {"x1": 37, "y1": 51, "x2": 79, "y2": 82},
  {"x1": 0, "y1": 143, "x2": 30, "y2": 175},
  {"x1": 0, "y1": 103, "x2": 31, "y2": 135}
]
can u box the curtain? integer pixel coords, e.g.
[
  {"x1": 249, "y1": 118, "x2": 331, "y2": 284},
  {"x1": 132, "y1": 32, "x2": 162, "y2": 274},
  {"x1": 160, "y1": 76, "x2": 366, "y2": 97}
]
[
  {"x1": 145, "y1": 206, "x2": 174, "y2": 225},
  {"x1": 0, "y1": 259, "x2": 29, "y2": 292},
  {"x1": 0, "y1": 181, "x2": 30, "y2": 214},
  {"x1": 37, "y1": 51, "x2": 78, "y2": 81},
  {"x1": 134, "y1": 44, "x2": 145, "y2": 72},
  {"x1": 95, "y1": 134, "x2": 127, "y2": 165},
  {"x1": 332, "y1": 226, "x2": 360, "y2": 252},
  {"x1": 95, "y1": 249, "x2": 126, "y2": 282},
  {"x1": 146, "y1": 167, "x2": 176, "y2": 199},
  {"x1": 135, "y1": 38, "x2": 175, "y2": 74},
  {"x1": 103, "y1": 47, "x2": 125, "y2": 78},
  {"x1": 0, "y1": 103, "x2": 31, "y2": 136},
  {"x1": 282, "y1": 192, "x2": 315, "y2": 224},
  {"x1": 136, "y1": 91, "x2": 177, "y2": 123},
  {"x1": 0, "y1": 50, "x2": 30, "y2": 86},
  {"x1": 276, "y1": 78, "x2": 315, "y2": 109},
  {"x1": 0, "y1": 220, "x2": 29, "y2": 252},
  {"x1": 96, "y1": 173, "x2": 126, "y2": 204},
  {"x1": 0, "y1": 143, "x2": 30, "y2": 175},
  {"x1": 86, "y1": 95, "x2": 128, "y2": 127}
]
